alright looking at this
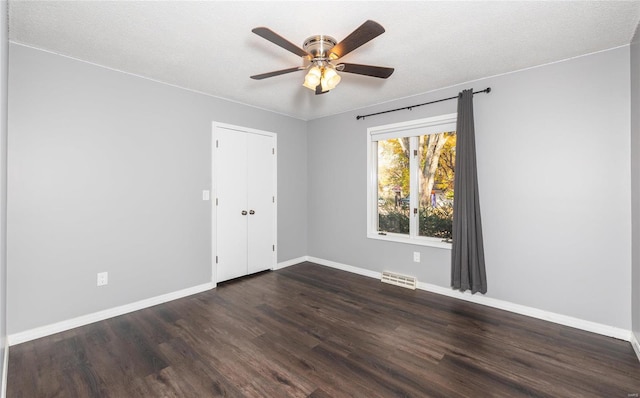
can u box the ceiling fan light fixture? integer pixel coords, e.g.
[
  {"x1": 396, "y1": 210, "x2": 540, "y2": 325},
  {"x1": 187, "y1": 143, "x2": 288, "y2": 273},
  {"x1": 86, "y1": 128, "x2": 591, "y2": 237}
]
[
  {"x1": 303, "y1": 65, "x2": 322, "y2": 90},
  {"x1": 251, "y1": 20, "x2": 394, "y2": 94},
  {"x1": 321, "y1": 66, "x2": 341, "y2": 91}
]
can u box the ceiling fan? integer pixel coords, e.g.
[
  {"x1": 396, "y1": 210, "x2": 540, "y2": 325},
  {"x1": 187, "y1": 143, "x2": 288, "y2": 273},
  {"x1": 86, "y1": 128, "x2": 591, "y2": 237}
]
[{"x1": 250, "y1": 20, "x2": 394, "y2": 95}]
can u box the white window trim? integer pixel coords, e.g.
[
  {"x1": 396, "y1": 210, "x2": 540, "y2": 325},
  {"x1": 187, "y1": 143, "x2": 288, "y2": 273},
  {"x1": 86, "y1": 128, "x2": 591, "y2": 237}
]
[{"x1": 367, "y1": 113, "x2": 457, "y2": 250}]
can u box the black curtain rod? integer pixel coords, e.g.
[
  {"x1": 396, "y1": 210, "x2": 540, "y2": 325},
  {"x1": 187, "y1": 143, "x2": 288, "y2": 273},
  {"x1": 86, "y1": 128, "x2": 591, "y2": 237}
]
[{"x1": 356, "y1": 87, "x2": 491, "y2": 120}]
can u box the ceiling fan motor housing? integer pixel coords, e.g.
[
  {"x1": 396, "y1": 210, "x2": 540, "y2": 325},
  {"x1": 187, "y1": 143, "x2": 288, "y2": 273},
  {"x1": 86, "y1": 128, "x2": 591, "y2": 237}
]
[{"x1": 303, "y1": 35, "x2": 337, "y2": 59}]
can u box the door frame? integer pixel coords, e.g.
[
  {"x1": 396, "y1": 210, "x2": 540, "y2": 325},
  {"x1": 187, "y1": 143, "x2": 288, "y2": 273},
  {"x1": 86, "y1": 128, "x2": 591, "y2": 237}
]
[{"x1": 211, "y1": 122, "x2": 278, "y2": 285}]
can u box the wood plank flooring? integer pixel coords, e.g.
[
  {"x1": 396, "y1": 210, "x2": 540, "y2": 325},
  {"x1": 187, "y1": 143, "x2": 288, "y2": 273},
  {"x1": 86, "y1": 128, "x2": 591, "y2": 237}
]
[{"x1": 7, "y1": 262, "x2": 640, "y2": 397}]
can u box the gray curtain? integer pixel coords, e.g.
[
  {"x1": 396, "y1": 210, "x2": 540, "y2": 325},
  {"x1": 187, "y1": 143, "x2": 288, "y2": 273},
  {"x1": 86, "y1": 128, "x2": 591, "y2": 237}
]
[{"x1": 451, "y1": 89, "x2": 487, "y2": 294}]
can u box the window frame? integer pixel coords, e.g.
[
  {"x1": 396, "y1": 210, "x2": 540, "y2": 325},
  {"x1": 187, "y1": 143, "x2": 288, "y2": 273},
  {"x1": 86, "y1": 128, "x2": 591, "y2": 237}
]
[{"x1": 367, "y1": 113, "x2": 457, "y2": 249}]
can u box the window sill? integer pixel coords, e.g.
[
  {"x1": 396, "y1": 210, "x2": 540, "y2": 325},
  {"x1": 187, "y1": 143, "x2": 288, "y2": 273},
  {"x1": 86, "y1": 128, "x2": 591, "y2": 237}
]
[{"x1": 367, "y1": 232, "x2": 453, "y2": 250}]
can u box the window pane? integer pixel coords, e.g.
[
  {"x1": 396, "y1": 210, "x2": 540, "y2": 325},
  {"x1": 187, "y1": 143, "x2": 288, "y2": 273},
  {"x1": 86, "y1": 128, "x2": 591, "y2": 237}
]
[
  {"x1": 377, "y1": 138, "x2": 410, "y2": 235},
  {"x1": 418, "y1": 132, "x2": 455, "y2": 239}
]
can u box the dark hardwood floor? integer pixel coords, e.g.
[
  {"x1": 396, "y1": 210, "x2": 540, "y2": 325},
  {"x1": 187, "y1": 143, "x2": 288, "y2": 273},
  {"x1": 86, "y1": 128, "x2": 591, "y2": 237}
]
[{"x1": 7, "y1": 262, "x2": 640, "y2": 397}]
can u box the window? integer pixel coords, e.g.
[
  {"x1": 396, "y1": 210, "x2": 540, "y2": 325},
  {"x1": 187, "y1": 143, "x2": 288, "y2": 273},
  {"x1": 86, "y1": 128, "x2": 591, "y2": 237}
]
[{"x1": 367, "y1": 114, "x2": 456, "y2": 249}]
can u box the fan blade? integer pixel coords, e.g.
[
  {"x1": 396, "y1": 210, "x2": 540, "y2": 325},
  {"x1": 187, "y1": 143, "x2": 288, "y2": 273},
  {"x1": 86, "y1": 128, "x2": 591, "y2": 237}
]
[
  {"x1": 329, "y1": 20, "x2": 385, "y2": 59},
  {"x1": 250, "y1": 67, "x2": 304, "y2": 80},
  {"x1": 252, "y1": 27, "x2": 310, "y2": 58},
  {"x1": 338, "y1": 63, "x2": 394, "y2": 79}
]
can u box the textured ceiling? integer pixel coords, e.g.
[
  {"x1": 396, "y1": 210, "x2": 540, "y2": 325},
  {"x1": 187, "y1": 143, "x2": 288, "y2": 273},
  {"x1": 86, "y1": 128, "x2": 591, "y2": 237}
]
[{"x1": 8, "y1": 1, "x2": 640, "y2": 120}]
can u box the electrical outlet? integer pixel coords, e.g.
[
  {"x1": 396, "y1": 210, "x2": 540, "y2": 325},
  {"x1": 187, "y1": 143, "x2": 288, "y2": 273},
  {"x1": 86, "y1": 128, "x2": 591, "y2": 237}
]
[
  {"x1": 97, "y1": 272, "x2": 108, "y2": 286},
  {"x1": 413, "y1": 252, "x2": 420, "y2": 263}
]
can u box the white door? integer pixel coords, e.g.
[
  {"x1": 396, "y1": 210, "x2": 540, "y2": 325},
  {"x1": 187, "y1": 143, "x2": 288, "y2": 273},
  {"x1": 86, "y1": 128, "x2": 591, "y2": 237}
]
[
  {"x1": 247, "y1": 133, "x2": 275, "y2": 274},
  {"x1": 213, "y1": 123, "x2": 276, "y2": 283},
  {"x1": 215, "y1": 128, "x2": 248, "y2": 282}
]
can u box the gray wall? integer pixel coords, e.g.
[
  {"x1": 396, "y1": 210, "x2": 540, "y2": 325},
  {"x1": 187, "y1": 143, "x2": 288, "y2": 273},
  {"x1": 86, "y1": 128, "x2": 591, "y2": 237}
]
[
  {"x1": 308, "y1": 46, "x2": 632, "y2": 329},
  {"x1": 6, "y1": 40, "x2": 634, "y2": 336},
  {"x1": 632, "y1": 23, "x2": 640, "y2": 341},
  {"x1": 7, "y1": 43, "x2": 307, "y2": 334},
  {"x1": 0, "y1": 0, "x2": 8, "y2": 385}
]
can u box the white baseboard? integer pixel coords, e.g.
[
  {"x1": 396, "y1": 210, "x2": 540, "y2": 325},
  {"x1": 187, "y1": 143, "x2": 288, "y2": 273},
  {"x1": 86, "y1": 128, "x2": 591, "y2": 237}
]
[
  {"x1": 274, "y1": 256, "x2": 309, "y2": 270},
  {"x1": 307, "y1": 256, "x2": 381, "y2": 279},
  {"x1": 306, "y1": 256, "x2": 633, "y2": 343},
  {"x1": 7, "y1": 257, "x2": 636, "y2": 354},
  {"x1": 8, "y1": 282, "x2": 215, "y2": 346},
  {"x1": 416, "y1": 281, "x2": 631, "y2": 341},
  {"x1": 631, "y1": 332, "x2": 640, "y2": 362}
]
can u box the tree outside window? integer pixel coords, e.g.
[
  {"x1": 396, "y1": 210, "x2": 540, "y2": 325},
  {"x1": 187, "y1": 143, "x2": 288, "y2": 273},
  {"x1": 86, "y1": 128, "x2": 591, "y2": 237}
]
[
  {"x1": 369, "y1": 113, "x2": 457, "y2": 246},
  {"x1": 377, "y1": 133, "x2": 455, "y2": 240}
]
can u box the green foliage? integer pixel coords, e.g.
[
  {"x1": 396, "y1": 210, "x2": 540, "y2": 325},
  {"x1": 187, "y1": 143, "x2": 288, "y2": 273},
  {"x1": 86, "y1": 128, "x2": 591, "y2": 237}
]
[
  {"x1": 378, "y1": 204, "x2": 453, "y2": 240},
  {"x1": 419, "y1": 204, "x2": 453, "y2": 240},
  {"x1": 378, "y1": 210, "x2": 409, "y2": 234}
]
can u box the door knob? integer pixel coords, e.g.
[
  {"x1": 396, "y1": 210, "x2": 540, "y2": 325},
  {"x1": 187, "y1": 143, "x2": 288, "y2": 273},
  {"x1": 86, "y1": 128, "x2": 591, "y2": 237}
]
[
  {"x1": 249, "y1": 210, "x2": 255, "y2": 215},
  {"x1": 241, "y1": 210, "x2": 248, "y2": 215}
]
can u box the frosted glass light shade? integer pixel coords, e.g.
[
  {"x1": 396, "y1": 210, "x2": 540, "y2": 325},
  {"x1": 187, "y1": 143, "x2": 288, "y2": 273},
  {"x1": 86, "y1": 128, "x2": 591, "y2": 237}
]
[
  {"x1": 303, "y1": 66, "x2": 322, "y2": 90},
  {"x1": 321, "y1": 67, "x2": 341, "y2": 91}
]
